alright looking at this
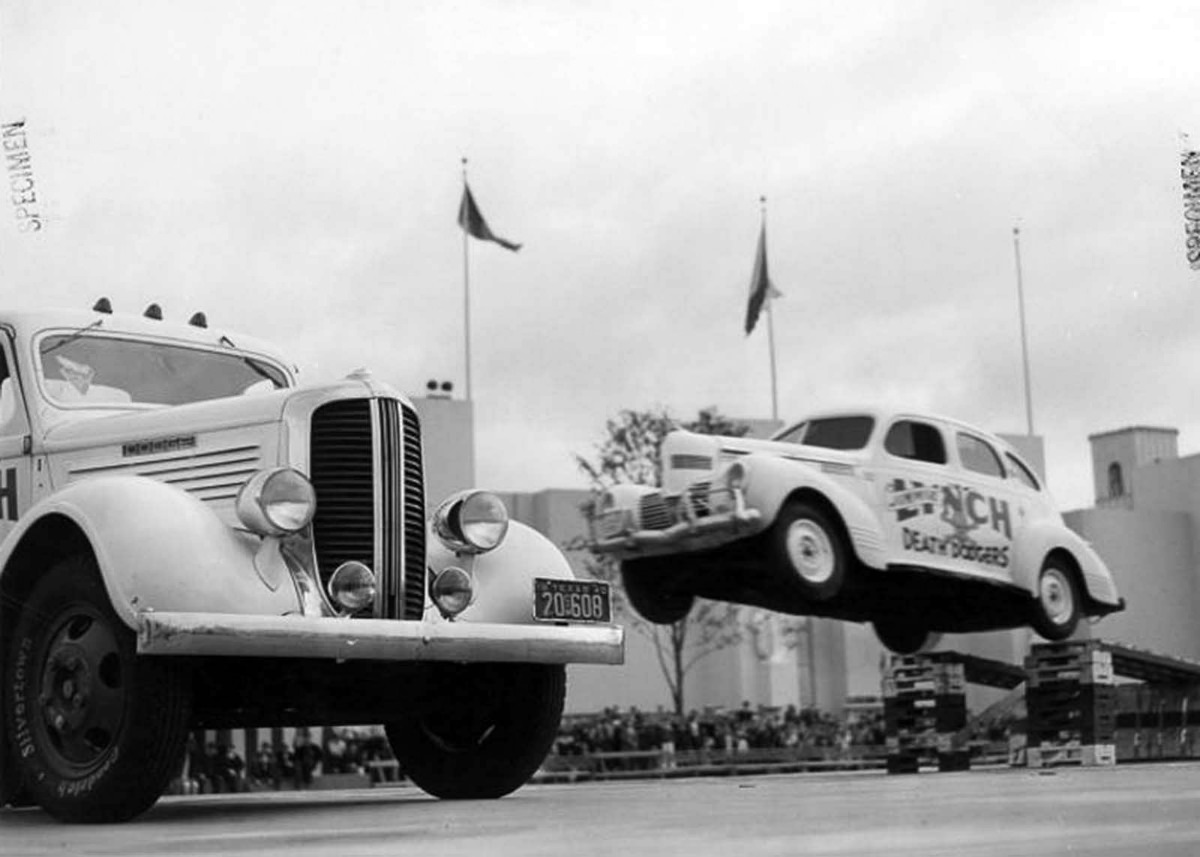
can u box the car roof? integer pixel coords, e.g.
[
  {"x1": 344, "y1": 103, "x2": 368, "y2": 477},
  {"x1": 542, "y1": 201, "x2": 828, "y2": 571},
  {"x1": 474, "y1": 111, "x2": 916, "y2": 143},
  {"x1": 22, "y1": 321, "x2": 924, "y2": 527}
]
[
  {"x1": 1, "y1": 307, "x2": 291, "y2": 366},
  {"x1": 776, "y1": 407, "x2": 1026, "y2": 455}
]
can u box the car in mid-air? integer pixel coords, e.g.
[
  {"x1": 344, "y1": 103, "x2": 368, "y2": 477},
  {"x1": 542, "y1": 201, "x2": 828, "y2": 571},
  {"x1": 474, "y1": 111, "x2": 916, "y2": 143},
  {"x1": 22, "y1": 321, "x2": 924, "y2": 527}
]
[{"x1": 586, "y1": 408, "x2": 1123, "y2": 654}]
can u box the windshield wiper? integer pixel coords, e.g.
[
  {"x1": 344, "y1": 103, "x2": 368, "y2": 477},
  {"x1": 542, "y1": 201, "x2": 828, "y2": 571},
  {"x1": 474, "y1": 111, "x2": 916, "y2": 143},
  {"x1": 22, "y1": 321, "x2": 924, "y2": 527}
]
[{"x1": 42, "y1": 318, "x2": 104, "y2": 356}]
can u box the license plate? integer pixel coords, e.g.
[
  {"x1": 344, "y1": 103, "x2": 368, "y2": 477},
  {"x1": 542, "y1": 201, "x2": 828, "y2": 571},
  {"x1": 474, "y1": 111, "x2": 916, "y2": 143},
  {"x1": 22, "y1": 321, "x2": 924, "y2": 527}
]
[{"x1": 534, "y1": 578, "x2": 612, "y2": 624}]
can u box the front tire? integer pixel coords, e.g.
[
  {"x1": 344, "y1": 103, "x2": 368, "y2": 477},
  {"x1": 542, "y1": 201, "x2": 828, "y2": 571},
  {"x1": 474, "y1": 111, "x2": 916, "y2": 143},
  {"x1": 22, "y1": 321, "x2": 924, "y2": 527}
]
[
  {"x1": 620, "y1": 559, "x2": 695, "y2": 625},
  {"x1": 385, "y1": 663, "x2": 565, "y2": 799},
  {"x1": 1030, "y1": 558, "x2": 1081, "y2": 641},
  {"x1": 769, "y1": 501, "x2": 847, "y2": 601},
  {"x1": 3, "y1": 556, "x2": 191, "y2": 823}
]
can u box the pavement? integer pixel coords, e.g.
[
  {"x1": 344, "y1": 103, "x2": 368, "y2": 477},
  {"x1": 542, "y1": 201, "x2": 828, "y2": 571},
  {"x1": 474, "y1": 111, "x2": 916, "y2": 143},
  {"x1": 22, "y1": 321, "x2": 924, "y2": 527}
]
[{"x1": 3, "y1": 761, "x2": 1200, "y2": 857}]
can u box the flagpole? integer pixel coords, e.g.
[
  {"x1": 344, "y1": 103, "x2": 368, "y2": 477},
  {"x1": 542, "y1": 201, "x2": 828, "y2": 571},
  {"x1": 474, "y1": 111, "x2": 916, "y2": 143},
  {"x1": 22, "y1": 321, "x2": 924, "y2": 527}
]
[
  {"x1": 1012, "y1": 225, "x2": 1033, "y2": 435},
  {"x1": 762, "y1": 196, "x2": 779, "y2": 422},
  {"x1": 462, "y1": 157, "x2": 473, "y2": 402}
]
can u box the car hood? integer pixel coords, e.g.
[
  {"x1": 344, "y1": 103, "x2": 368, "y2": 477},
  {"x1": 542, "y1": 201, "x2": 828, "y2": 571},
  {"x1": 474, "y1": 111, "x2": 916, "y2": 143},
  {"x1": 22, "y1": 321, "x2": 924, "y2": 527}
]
[
  {"x1": 36, "y1": 374, "x2": 394, "y2": 454},
  {"x1": 662, "y1": 430, "x2": 863, "y2": 493}
]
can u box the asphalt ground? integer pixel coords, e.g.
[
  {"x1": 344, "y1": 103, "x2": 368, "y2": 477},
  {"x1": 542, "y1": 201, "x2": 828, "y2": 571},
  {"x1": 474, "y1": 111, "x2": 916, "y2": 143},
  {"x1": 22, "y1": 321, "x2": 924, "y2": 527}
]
[{"x1": 2, "y1": 762, "x2": 1199, "y2": 857}]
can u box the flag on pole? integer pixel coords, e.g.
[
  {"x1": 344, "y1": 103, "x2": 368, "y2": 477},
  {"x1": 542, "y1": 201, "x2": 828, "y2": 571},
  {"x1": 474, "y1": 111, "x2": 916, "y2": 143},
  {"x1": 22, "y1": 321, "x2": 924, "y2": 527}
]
[
  {"x1": 457, "y1": 182, "x2": 522, "y2": 252},
  {"x1": 744, "y1": 224, "x2": 781, "y2": 334}
]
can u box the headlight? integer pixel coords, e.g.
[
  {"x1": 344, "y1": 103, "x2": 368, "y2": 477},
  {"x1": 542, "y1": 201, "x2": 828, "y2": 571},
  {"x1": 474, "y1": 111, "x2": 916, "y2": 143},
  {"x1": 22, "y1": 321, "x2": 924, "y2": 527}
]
[
  {"x1": 432, "y1": 490, "x2": 509, "y2": 554},
  {"x1": 236, "y1": 467, "x2": 317, "y2": 536},
  {"x1": 430, "y1": 566, "x2": 474, "y2": 617},
  {"x1": 328, "y1": 561, "x2": 377, "y2": 613}
]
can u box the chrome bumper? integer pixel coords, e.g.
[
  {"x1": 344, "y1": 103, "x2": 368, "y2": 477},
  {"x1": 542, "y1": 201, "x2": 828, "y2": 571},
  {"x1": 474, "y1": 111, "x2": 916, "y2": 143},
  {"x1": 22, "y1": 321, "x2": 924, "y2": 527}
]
[
  {"x1": 137, "y1": 612, "x2": 625, "y2": 665},
  {"x1": 589, "y1": 506, "x2": 763, "y2": 555}
]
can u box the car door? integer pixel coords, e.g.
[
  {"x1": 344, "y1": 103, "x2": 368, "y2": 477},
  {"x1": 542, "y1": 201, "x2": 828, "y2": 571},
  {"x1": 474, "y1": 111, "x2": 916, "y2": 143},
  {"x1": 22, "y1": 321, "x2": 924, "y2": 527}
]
[
  {"x1": 940, "y1": 429, "x2": 1020, "y2": 582},
  {"x1": 0, "y1": 330, "x2": 34, "y2": 546},
  {"x1": 875, "y1": 417, "x2": 960, "y2": 573}
]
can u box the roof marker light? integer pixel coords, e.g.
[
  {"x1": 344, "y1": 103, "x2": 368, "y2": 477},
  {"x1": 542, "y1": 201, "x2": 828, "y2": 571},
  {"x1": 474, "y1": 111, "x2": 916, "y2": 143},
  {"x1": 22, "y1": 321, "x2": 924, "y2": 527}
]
[
  {"x1": 93, "y1": 297, "x2": 112, "y2": 314},
  {"x1": 189, "y1": 312, "x2": 208, "y2": 328},
  {"x1": 144, "y1": 303, "x2": 163, "y2": 320}
]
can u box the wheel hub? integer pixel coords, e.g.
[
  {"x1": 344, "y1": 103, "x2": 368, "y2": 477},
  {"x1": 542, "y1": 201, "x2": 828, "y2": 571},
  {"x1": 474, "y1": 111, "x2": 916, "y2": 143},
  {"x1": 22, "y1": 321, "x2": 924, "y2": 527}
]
[
  {"x1": 786, "y1": 521, "x2": 834, "y2": 584},
  {"x1": 36, "y1": 610, "x2": 124, "y2": 766},
  {"x1": 1040, "y1": 572, "x2": 1074, "y2": 624}
]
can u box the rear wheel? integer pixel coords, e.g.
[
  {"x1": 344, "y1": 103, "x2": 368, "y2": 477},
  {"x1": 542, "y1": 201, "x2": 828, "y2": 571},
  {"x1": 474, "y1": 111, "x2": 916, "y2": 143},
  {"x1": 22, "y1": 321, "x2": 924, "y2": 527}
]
[
  {"x1": 3, "y1": 556, "x2": 191, "y2": 823},
  {"x1": 385, "y1": 663, "x2": 565, "y2": 799},
  {"x1": 873, "y1": 618, "x2": 941, "y2": 655},
  {"x1": 620, "y1": 559, "x2": 695, "y2": 625},
  {"x1": 1030, "y1": 557, "x2": 1081, "y2": 641},
  {"x1": 769, "y1": 501, "x2": 847, "y2": 601}
]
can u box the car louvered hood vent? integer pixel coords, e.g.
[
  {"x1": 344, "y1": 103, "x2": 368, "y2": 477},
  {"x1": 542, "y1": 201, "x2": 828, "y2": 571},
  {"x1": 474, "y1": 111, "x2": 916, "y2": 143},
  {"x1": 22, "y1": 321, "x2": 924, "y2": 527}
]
[{"x1": 66, "y1": 443, "x2": 264, "y2": 502}]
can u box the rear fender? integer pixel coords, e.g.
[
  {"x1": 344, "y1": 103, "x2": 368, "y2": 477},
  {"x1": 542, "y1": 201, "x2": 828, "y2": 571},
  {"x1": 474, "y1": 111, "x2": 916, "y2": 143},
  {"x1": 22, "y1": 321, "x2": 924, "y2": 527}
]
[
  {"x1": 0, "y1": 475, "x2": 299, "y2": 631},
  {"x1": 1010, "y1": 520, "x2": 1121, "y2": 608}
]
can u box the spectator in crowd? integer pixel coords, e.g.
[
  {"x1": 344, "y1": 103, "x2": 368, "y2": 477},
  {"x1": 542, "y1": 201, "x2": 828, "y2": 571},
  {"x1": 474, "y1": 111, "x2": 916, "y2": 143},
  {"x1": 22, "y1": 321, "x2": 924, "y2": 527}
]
[
  {"x1": 294, "y1": 729, "x2": 323, "y2": 789},
  {"x1": 249, "y1": 742, "x2": 276, "y2": 789},
  {"x1": 325, "y1": 730, "x2": 348, "y2": 775},
  {"x1": 212, "y1": 744, "x2": 246, "y2": 793}
]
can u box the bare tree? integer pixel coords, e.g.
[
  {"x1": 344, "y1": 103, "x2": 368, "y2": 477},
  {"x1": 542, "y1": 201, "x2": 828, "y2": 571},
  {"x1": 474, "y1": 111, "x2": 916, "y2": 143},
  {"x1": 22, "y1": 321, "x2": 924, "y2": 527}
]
[{"x1": 574, "y1": 406, "x2": 750, "y2": 715}]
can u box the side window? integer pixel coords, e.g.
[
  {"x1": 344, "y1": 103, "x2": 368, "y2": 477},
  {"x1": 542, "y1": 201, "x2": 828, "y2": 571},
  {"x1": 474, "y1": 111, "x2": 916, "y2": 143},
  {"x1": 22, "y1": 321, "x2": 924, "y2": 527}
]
[
  {"x1": 1006, "y1": 452, "x2": 1041, "y2": 491},
  {"x1": 0, "y1": 347, "x2": 14, "y2": 435},
  {"x1": 957, "y1": 433, "x2": 1005, "y2": 478},
  {"x1": 884, "y1": 420, "x2": 947, "y2": 464}
]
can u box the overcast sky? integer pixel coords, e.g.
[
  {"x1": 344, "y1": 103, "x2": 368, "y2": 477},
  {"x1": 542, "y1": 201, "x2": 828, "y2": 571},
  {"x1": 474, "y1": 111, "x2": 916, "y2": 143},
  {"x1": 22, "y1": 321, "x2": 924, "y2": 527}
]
[{"x1": 2, "y1": 1, "x2": 1198, "y2": 510}]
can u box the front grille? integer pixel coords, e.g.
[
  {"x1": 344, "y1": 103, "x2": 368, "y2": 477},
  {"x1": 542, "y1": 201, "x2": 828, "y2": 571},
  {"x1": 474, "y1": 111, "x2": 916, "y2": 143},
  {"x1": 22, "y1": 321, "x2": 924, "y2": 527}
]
[
  {"x1": 309, "y1": 398, "x2": 426, "y2": 620},
  {"x1": 638, "y1": 492, "x2": 672, "y2": 530},
  {"x1": 686, "y1": 481, "x2": 712, "y2": 518}
]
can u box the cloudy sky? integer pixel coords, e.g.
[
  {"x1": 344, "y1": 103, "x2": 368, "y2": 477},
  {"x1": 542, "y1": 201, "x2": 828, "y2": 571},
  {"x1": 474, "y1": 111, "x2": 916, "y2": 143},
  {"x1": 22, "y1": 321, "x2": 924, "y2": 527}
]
[{"x1": 1, "y1": 1, "x2": 1198, "y2": 510}]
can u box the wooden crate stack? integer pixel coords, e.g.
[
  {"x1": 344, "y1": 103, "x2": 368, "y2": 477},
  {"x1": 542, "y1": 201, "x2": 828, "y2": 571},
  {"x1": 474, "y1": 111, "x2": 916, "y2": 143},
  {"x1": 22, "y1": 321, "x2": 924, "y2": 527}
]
[
  {"x1": 1024, "y1": 640, "x2": 1117, "y2": 768},
  {"x1": 882, "y1": 654, "x2": 970, "y2": 774}
]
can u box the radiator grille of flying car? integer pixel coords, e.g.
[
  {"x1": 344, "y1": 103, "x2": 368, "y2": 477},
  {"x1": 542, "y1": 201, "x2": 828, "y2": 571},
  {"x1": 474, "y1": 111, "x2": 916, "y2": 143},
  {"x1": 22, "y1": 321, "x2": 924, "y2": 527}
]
[
  {"x1": 309, "y1": 398, "x2": 426, "y2": 620},
  {"x1": 686, "y1": 481, "x2": 712, "y2": 518},
  {"x1": 638, "y1": 493, "x2": 673, "y2": 530}
]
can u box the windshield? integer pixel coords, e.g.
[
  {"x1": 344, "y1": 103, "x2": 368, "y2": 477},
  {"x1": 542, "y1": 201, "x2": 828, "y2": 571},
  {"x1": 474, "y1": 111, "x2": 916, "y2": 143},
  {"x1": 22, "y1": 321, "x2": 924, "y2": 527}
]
[
  {"x1": 774, "y1": 416, "x2": 875, "y2": 450},
  {"x1": 38, "y1": 332, "x2": 289, "y2": 407}
]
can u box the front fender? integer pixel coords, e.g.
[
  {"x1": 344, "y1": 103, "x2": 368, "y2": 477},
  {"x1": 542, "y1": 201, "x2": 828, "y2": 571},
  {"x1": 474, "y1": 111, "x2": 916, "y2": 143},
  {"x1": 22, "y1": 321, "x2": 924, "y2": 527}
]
[
  {"x1": 427, "y1": 520, "x2": 575, "y2": 625},
  {"x1": 741, "y1": 456, "x2": 889, "y2": 569},
  {"x1": 0, "y1": 475, "x2": 300, "y2": 631}
]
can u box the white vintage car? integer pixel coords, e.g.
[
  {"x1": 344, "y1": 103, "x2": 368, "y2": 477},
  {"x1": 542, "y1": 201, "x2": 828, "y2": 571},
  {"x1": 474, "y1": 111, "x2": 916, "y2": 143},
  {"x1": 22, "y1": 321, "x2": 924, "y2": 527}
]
[
  {"x1": 587, "y1": 409, "x2": 1123, "y2": 654},
  {"x1": 0, "y1": 302, "x2": 622, "y2": 822}
]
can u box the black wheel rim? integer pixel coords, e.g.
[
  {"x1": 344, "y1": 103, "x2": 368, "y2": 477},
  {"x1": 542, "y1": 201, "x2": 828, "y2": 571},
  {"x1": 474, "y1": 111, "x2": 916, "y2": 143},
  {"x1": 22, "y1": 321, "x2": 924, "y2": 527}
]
[{"x1": 34, "y1": 603, "x2": 127, "y2": 773}]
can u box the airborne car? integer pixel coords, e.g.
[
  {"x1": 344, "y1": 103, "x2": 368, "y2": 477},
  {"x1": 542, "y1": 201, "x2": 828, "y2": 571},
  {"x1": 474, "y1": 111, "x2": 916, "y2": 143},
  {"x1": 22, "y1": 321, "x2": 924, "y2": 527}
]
[
  {"x1": 587, "y1": 409, "x2": 1122, "y2": 653},
  {"x1": 0, "y1": 302, "x2": 622, "y2": 822}
]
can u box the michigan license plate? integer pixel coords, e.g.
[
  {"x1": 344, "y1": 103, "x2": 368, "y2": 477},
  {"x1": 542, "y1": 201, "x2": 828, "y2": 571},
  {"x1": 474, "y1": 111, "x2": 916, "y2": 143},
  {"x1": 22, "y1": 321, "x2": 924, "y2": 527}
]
[{"x1": 534, "y1": 578, "x2": 612, "y2": 624}]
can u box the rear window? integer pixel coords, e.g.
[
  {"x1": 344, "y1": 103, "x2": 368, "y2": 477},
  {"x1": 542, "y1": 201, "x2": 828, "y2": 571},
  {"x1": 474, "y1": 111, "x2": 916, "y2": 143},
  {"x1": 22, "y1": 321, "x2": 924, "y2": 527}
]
[
  {"x1": 775, "y1": 416, "x2": 874, "y2": 450},
  {"x1": 1005, "y1": 452, "x2": 1041, "y2": 491}
]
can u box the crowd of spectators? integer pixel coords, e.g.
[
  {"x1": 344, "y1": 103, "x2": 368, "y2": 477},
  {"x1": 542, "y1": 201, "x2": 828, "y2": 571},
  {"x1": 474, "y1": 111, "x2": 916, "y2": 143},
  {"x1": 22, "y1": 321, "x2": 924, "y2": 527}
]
[
  {"x1": 177, "y1": 702, "x2": 998, "y2": 793},
  {"x1": 553, "y1": 702, "x2": 887, "y2": 760},
  {"x1": 176, "y1": 727, "x2": 396, "y2": 794}
]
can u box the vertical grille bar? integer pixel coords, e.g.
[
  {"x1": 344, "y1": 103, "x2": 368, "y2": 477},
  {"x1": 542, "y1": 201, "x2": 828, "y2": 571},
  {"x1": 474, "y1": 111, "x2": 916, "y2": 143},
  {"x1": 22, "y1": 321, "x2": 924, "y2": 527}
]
[{"x1": 400, "y1": 403, "x2": 426, "y2": 619}]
